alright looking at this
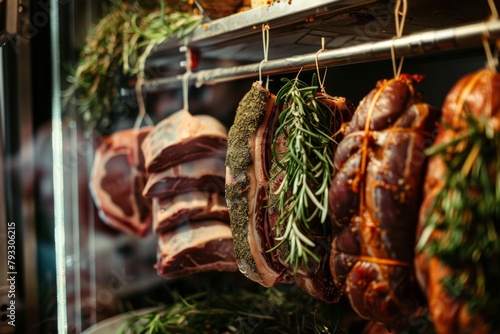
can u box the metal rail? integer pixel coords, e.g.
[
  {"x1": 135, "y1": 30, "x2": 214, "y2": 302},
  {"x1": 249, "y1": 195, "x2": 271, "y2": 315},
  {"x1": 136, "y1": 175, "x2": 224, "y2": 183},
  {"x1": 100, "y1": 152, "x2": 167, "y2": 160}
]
[{"x1": 143, "y1": 19, "x2": 500, "y2": 92}]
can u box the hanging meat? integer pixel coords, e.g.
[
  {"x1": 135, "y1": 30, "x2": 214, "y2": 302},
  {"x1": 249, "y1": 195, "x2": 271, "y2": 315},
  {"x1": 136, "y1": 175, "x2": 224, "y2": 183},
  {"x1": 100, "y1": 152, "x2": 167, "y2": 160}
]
[
  {"x1": 142, "y1": 109, "x2": 228, "y2": 173},
  {"x1": 266, "y1": 77, "x2": 354, "y2": 303},
  {"x1": 142, "y1": 157, "x2": 226, "y2": 198},
  {"x1": 226, "y1": 78, "x2": 353, "y2": 303},
  {"x1": 156, "y1": 220, "x2": 238, "y2": 279},
  {"x1": 225, "y1": 82, "x2": 289, "y2": 288},
  {"x1": 89, "y1": 127, "x2": 154, "y2": 236},
  {"x1": 140, "y1": 109, "x2": 238, "y2": 279},
  {"x1": 415, "y1": 69, "x2": 500, "y2": 334},
  {"x1": 329, "y1": 74, "x2": 439, "y2": 329},
  {"x1": 152, "y1": 192, "x2": 229, "y2": 233}
]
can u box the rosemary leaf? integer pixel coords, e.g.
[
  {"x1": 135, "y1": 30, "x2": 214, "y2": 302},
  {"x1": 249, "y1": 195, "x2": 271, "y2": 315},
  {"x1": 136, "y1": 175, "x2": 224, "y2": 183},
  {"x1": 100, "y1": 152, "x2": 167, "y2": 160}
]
[
  {"x1": 422, "y1": 111, "x2": 500, "y2": 330},
  {"x1": 268, "y1": 74, "x2": 342, "y2": 270}
]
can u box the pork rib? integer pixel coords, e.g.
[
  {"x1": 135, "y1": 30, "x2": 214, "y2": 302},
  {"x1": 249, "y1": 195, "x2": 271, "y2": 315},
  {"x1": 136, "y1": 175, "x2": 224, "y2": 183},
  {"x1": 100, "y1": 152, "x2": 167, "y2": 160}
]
[
  {"x1": 89, "y1": 127, "x2": 153, "y2": 236},
  {"x1": 329, "y1": 75, "x2": 438, "y2": 329}
]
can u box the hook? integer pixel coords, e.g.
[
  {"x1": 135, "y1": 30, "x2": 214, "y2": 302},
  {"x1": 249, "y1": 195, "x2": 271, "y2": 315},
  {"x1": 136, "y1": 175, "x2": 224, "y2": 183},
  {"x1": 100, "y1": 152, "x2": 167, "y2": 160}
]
[
  {"x1": 258, "y1": 24, "x2": 270, "y2": 89},
  {"x1": 315, "y1": 37, "x2": 327, "y2": 94}
]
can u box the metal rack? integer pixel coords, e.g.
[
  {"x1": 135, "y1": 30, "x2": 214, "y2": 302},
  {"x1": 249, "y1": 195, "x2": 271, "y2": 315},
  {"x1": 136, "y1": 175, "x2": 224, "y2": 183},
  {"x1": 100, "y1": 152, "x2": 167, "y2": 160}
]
[{"x1": 143, "y1": 19, "x2": 500, "y2": 92}]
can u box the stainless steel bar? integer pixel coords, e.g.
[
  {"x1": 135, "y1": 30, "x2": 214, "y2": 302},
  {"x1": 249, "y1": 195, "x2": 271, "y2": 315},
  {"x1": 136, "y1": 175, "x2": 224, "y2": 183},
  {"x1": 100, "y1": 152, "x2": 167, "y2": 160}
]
[
  {"x1": 51, "y1": 0, "x2": 69, "y2": 332},
  {"x1": 143, "y1": 19, "x2": 500, "y2": 92}
]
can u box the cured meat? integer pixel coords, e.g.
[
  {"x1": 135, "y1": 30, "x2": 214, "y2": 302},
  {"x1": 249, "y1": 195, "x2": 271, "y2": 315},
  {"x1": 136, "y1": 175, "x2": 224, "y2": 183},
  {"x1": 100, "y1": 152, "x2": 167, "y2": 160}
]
[
  {"x1": 225, "y1": 82, "x2": 291, "y2": 287},
  {"x1": 329, "y1": 75, "x2": 439, "y2": 329},
  {"x1": 143, "y1": 157, "x2": 226, "y2": 198},
  {"x1": 142, "y1": 109, "x2": 228, "y2": 173},
  {"x1": 266, "y1": 94, "x2": 353, "y2": 304},
  {"x1": 89, "y1": 127, "x2": 153, "y2": 236},
  {"x1": 415, "y1": 69, "x2": 500, "y2": 334},
  {"x1": 156, "y1": 220, "x2": 238, "y2": 279},
  {"x1": 152, "y1": 192, "x2": 229, "y2": 233},
  {"x1": 226, "y1": 79, "x2": 354, "y2": 304},
  {"x1": 293, "y1": 241, "x2": 342, "y2": 304}
]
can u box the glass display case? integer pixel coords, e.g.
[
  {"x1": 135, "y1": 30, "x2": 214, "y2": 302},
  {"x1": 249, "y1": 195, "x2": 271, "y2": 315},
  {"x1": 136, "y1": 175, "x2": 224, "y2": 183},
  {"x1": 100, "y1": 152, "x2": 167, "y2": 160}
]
[{"x1": 1, "y1": 0, "x2": 499, "y2": 333}]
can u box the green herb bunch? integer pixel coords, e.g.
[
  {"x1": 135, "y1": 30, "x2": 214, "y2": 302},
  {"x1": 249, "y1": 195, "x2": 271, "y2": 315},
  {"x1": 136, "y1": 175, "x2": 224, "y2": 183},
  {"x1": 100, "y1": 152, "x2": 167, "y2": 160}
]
[
  {"x1": 117, "y1": 286, "x2": 347, "y2": 333},
  {"x1": 64, "y1": 0, "x2": 201, "y2": 128},
  {"x1": 268, "y1": 74, "x2": 340, "y2": 271},
  {"x1": 418, "y1": 110, "x2": 500, "y2": 329}
]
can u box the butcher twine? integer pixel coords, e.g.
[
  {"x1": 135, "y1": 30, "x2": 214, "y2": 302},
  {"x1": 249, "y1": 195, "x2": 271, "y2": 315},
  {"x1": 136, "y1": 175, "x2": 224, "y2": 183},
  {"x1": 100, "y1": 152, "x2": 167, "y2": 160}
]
[{"x1": 356, "y1": 78, "x2": 414, "y2": 268}]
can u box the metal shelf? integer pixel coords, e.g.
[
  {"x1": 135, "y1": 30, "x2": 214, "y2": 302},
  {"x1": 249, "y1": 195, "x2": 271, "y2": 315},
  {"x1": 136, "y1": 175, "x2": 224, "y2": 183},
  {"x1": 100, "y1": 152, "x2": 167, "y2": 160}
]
[
  {"x1": 146, "y1": 0, "x2": 496, "y2": 69},
  {"x1": 143, "y1": 19, "x2": 500, "y2": 92}
]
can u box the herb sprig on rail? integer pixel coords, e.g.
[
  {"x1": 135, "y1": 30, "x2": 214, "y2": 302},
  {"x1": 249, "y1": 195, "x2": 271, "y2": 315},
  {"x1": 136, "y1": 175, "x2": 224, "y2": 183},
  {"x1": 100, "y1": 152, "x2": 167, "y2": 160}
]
[
  {"x1": 268, "y1": 74, "x2": 339, "y2": 271},
  {"x1": 64, "y1": 0, "x2": 201, "y2": 128},
  {"x1": 418, "y1": 110, "x2": 500, "y2": 329}
]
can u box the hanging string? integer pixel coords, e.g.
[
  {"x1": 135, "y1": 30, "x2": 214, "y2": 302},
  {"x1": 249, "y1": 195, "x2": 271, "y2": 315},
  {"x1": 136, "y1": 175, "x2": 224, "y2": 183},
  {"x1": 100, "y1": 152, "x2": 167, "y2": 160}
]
[
  {"x1": 488, "y1": 0, "x2": 499, "y2": 20},
  {"x1": 258, "y1": 24, "x2": 270, "y2": 89},
  {"x1": 315, "y1": 37, "x2": 328, "y2": 94},
  {"x1": 182, "y1": 70, "x2": 191, "y2": 111},
  {"x1": 133, "y1": 71, "x2": 154, "y2": 129},
  {"x1": 483, "y1": 0, "x2": 499, "y2": 71},
  {"x1": 482, "y1": 30, "x2": 498, "y2": 71},
  {"x1": 391, "y1": 0, "x2": 408, "y2": 79},
  {"x1": 181, "y1": 45, "x2": 193, "y2": 111}
]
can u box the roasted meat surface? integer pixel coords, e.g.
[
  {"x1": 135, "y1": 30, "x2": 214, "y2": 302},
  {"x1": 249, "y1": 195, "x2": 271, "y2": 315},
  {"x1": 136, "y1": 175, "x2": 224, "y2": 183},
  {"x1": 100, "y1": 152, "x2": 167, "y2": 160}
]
[{"x1": 415, "y1": 69, "x2": 500, "y2": 334}]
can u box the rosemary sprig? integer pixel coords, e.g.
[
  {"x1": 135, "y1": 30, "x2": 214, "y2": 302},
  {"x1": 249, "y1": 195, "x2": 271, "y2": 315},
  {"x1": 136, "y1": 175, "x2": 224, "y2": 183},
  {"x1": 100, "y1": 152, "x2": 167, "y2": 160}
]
[
  {"x1": 418, "y1": 110, "x2": 500, "y2": 329},
  {"x1": 268, "y1": 74, "x2": 339, "y2": 271},
  {"x1": 117, "y1": 286, "x2": 347, "y2": 333},
  {"x1": 64, "y1": 0, "x2": 201, "y2": 128}
]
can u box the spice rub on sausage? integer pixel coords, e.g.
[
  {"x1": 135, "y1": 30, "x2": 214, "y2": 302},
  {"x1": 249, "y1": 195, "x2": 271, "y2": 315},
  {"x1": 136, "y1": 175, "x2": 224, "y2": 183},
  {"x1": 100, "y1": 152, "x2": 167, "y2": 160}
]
[{"x1": 329, "y1": 74, "x2": 439, "y2": 329}]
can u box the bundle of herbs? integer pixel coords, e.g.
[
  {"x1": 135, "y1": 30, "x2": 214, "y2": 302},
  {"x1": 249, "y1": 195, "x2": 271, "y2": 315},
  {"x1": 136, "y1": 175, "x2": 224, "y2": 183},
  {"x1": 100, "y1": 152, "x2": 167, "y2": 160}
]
[
  {"x1": 268, "y1": 74, "x2": 351, "y2": 271},
  {"x1": 420, "y1": 113, "x2": 500, "y2": 329},
  {"x1": 417, "y1": 69, "x2": 500, "y2": 331},
  {"x1": 64, "y1": 0, "x2": 202, "y2": 128}
]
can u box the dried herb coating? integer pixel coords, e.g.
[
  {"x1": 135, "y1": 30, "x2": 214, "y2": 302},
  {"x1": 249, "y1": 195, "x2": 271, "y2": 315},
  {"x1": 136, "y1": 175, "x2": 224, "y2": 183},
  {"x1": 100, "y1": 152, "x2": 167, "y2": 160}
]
[{"x1": 225, "y1": 83, "x2": 270, "y2": 279}]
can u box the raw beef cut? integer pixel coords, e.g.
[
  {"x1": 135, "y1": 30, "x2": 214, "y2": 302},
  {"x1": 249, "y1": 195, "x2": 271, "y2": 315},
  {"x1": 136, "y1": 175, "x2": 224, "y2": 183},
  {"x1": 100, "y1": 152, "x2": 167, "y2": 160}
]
[
  {"x1": 329, "y1": 75, "x2": 439, "y2": 329},
  {"x1": 143, "y1": 157, "x2": 226, "y2": 198},
  {"x1": 156, "y1": 220, "x2": 238, "y2": 279},
  {"x1": 142, "y1": 109, "x2": 228, "y2": 173},
  {"x1": 89, "y1": 127, "x2": 153, "y2": 236},
  {"x1": 152, "y1": 191, "x2": 229, "y2": 233}
]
